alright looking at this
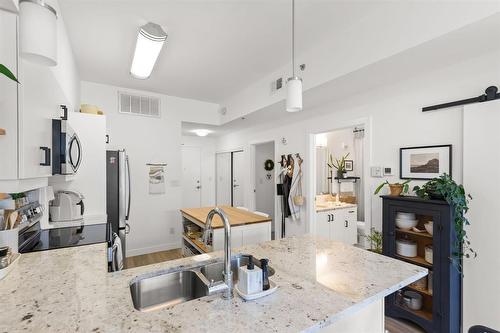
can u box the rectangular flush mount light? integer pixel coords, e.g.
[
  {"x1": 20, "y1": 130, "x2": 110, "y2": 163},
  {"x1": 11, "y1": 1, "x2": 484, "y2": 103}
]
[{"x1": 130, "y1": 22, "x2": 167, "y2": 79}]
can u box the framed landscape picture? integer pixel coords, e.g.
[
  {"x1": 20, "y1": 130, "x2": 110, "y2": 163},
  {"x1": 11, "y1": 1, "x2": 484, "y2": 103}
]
[{"x1": 400, "y1": 145, "x2": 452, "y2": 180}]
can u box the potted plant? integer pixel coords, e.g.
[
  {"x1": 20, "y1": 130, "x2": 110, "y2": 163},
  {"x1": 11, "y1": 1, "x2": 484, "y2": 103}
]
[
  {"x1": 413, "y1": 173, "x2": 476, "y2": 273},
  {"x1": 374, "y1": 179, "x2": 411, "y2": 196},
  {"x1": 328, "y1": 153, "x2": 349, "y2": 179},
  {"x1": 364, "y1": 227, "x2": 382, "y2": 254},
  {"x1": 0, "y1": 64, "x2": 18, "y2": 83}
]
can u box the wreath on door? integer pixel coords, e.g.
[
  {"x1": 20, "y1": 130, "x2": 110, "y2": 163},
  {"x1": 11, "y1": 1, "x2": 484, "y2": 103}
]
[{"x1": 264, "y1": 159, "x2": 274, "y2": 171}]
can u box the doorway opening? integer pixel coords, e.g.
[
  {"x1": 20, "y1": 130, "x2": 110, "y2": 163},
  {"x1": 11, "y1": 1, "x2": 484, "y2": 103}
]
[
  {"x1": 312, "y1": 123, "x2": 370, "y2": 246},
  {"x1": 253, "y1": 141, "x2": 276, "y2": 239}
]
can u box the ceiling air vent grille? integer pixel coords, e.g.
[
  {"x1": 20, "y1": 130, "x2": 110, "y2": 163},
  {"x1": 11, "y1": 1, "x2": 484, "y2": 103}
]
[{"x1": 118, "y1": 91, "x2": 160, "y2": 118}]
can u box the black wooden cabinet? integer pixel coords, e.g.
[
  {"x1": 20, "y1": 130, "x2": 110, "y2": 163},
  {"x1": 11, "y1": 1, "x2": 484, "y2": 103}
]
[{"x1": 382, "y1": 195, "x2": 462, "y2": 333}]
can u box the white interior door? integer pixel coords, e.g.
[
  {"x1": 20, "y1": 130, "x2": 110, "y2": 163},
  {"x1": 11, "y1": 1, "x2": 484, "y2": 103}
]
[
  {"x1": 232, "y1": 151, "x2": 245, "y2": 207},
  {"x1": 463, "y1": 100, "x2": 500, "y2": 331},
  {"x1": 181, "y1": 146, "x2": 201, "y2": 208},
  {"x1": 216, "y1": 152, "x2": 231, "y2": 205}
]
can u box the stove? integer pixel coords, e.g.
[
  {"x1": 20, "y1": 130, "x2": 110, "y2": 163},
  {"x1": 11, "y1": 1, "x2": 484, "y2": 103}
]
[{"x1": 21, "y1": 224, "x2": 108, "y2": 253}]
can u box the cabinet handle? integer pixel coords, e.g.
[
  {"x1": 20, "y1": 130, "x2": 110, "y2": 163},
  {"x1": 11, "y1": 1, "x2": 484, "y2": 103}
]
[
  {"x1": 39, "y1": 147, "x2": 51, "y2": 166},
  {"x1": 348, "y1": 210, "x2": 355, "y2": 213},
  {"x1": 327, "y1": 214, "x2": 331, "y2": 222},
  {"x1": 331, "y1": 214, "x2": 334, "y2": 222},
  {"x1": 345, "y1": 220, "x2": 348, "y2": 228}
]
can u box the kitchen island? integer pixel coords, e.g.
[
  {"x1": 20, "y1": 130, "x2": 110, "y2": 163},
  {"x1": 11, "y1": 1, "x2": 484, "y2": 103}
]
[
  {"x1": 181, "y1": 206, "x2": 272, "y2": 255},
  {"x1": 0, "y1": 235, "x2": 426, "y2": 332}
]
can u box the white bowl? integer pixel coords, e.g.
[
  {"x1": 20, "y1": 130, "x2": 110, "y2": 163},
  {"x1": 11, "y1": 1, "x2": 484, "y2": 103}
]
[
  {"x1": 424, "y1": 222, "x2": 433, "y2": 235},
  {"x1": 396, "y1": 212, "x2": 416, "y2": 220},
  {"x1": 396, "y1": 239, "x2": 417, "y2": 257},
  {"x1": 396, "y1": 218, "x2": 418, "y2": 230}
]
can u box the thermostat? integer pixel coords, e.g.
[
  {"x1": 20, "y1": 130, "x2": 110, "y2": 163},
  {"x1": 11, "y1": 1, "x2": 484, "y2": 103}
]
[{"x1": 383, "y1": 167, "x2": 393, "y2": 176}]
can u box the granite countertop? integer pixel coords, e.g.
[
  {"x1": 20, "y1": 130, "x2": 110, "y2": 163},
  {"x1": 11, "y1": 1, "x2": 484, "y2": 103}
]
[
  {"x1": 315, "y1": 202, "x2": 357, "y2": 212},
  {"x1": 0, "y1": 235, "x2": 426, "y2": 333}
]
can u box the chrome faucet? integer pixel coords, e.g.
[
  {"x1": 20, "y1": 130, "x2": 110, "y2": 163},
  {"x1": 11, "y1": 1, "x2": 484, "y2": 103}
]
[{"x1": 203, "y1": 207, "x2": 233, "y2": 299}]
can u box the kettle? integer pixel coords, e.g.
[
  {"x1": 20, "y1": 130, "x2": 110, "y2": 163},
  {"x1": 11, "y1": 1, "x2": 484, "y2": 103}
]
[{"x1": 49, "y1": 191, "x2": 85, "y2": 222}]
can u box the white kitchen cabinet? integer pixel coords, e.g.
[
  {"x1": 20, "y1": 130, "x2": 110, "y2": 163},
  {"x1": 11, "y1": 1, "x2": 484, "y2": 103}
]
[
  {"x1": 0, "y1": 9, "x2": 69, "y2": 181},
  {"x1": 212, "y1": 221, "x2": 271, "y2": 251},
  {"x1": 0, "y1": 10, "x2": 18, "y2": 180},
  {"x1": 316, "y1": 206, "x2": 357, "y2": 245},
  {"x1": 18, "y1": 59, "x2": 67, "y2": 178}
]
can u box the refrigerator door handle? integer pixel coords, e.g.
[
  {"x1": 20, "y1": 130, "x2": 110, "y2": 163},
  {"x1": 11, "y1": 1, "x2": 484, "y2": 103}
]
[{"x1": 125, "y1": 155, "x2": 131, "y2": 220}]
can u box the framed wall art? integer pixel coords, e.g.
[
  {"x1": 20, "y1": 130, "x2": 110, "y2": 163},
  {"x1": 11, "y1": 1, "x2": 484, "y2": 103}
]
[{"x1": 400, "y1": 145, "x2": 452, "y2": 180}]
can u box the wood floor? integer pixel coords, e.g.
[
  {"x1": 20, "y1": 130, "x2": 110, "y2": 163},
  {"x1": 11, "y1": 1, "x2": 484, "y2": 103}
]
[
  {"x1": 124, "y1": 248, "x2": 183, "y2": 269},
  {"x1": 125, "y1": 250, "x2": 424, "y2": 333},
  {"x1": 385, "y1": 316, "x2": 425, "y2": 333}
]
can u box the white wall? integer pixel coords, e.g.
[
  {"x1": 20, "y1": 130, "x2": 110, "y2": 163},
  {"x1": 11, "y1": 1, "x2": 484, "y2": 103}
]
[
  {"x1": 181, "y1": 135, "x2": 216, "y2": 207},
  {"x1": 216, "y1": 49, "x2": 500, "y2": 238},
  {"x1": 47, "y1": 0, "x2": 81, "y2": 110},
  {"x1": 254, "y1": 142, "x2": 275, "y2": 219},
  {"x1": 81, "y1": 81, "x2": 220, "y2": 256}
]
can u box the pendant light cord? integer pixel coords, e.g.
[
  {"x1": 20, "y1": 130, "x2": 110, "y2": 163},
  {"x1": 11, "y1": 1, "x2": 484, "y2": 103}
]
[{"x1": 291, "y1": 0, "x2": 295, "y2": 77}]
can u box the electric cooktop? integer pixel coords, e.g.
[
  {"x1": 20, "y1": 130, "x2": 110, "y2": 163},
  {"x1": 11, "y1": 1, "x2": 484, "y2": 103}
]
[{"x1": 25, "y1": 223, "x2": 108, "y2": 253}]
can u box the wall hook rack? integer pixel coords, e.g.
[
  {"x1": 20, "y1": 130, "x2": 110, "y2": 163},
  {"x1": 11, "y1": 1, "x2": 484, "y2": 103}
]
[{"x1": 422, "y1": 85, "x2": 500, "y2": 112}]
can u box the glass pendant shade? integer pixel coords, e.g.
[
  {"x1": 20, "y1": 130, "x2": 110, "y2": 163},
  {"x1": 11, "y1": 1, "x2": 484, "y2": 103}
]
[
  {"x1": 19, "y1": 0, "x2": 58, "y2": 67},
  {"x1": 286, "y1": 77, "x2": 303, "y2": 112}
]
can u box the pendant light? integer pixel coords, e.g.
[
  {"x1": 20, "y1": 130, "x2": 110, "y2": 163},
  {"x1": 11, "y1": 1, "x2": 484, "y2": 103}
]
[
  {"x1": 19, "y1": 0, "x2": 58, "y2": 67},
  {"x1": 286, "y1": 0, "x2": 302, "y2": 112}
]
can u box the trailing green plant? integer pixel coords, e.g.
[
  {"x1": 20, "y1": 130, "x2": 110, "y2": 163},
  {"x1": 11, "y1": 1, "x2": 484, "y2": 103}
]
[
  {"x1": 0, "y1": 64, "x2": 19, "y2": 83},
  {"x1": 373, "y1": 179, "x2": 412, "y2": 195},
  {"x1": 327, "y1": 153, "x2": 349, "y2": 175},
  {"x1": 364, "y1": 227, "x2": 382, "y2": 254},
  {"x1": 413, "y1": 173, "x2": 476, "y2": 273}
]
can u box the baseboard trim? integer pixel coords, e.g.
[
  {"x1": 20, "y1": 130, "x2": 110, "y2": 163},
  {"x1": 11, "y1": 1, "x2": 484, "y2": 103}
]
[{"x1": 126, "y1": 241, "x2": 181, "y2": 257}]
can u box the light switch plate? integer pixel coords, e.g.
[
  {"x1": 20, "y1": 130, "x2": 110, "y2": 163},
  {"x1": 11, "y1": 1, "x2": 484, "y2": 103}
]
[{"x1": 371, "y1": 166, "x2": 383, "y2": 178}]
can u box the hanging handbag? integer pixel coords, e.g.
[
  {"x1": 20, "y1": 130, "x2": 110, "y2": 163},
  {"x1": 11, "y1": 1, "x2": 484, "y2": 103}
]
[{"x1": 293, "y1": 175, "x2": 304, "y2": 206}]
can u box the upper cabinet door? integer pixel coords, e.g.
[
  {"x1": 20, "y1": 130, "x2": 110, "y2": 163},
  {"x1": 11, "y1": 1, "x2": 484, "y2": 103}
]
[
  {"x1": 0, "y1": 11, "x2": 19, "y2": 180},
  {"x1": 18, "y1": 60, "x2": 68, "y2": 179}
]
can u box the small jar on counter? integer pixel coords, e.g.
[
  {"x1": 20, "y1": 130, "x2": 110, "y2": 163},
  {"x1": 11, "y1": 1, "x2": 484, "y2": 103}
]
[{"x1": 0, "y1": 246, "x2": 10, "y2": 269}]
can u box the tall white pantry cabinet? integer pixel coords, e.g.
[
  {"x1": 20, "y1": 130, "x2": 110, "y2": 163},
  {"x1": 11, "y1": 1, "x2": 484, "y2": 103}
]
[{"x1": 0, "y1": 9, "x2": 69, "y2": 181}]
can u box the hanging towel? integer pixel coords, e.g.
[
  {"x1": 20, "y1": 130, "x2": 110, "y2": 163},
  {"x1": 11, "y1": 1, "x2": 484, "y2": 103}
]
[
  {"x1": 112, "y1": 233, "x2": 123, "y2": 271},
  {"x1": 288, "y1": 157, "x2": 302, "y2": 221}
]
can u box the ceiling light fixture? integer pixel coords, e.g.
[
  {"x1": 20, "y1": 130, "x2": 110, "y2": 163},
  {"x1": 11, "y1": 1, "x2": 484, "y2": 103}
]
[
  {"x1": 130, "y1": 22, "x2": 167, "y2": 79},
  {"x1": 286, "y1": 0, "x2": 302, "y2": 112},
  {"x1": 192, "y1": 129, "x2": 211, "y2": 137}
]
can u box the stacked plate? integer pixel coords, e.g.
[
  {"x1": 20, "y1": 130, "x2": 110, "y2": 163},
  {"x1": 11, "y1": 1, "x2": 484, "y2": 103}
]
[{"x1": 395, "y1": 212, "x2": 418, "y2": 230}]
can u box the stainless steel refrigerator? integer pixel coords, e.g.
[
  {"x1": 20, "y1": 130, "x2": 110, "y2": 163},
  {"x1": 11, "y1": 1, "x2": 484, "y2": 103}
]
[{"x1": 106, "y1": 150, "x2": 130, "y2": 270}]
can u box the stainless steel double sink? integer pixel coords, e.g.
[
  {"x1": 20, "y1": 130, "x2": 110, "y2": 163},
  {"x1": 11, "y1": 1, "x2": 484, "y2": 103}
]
[{"x1": 129, "y1": 254, "x2": 274, "y2": 311}]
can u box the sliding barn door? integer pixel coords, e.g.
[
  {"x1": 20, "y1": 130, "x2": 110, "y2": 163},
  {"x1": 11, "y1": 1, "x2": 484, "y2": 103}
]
[{"x1": 463, "y1": 100, "x2": 500, "y2": 330}]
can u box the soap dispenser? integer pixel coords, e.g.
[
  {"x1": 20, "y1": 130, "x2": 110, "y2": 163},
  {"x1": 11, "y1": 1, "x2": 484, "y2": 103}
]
[{"x1": 237, "y1": 255, "x2": 263, "y2": 295}]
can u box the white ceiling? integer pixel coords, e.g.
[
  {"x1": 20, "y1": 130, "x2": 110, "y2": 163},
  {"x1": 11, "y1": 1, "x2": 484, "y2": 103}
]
[
  {"x1": 60, "y1": 0, "x2": 378, "y2": 103},
  {"x1": 181, "y1": 13, "x2": 500, "y2": 137}
]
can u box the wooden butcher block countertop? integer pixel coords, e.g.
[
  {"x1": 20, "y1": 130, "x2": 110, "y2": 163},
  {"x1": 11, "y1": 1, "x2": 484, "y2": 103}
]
[{"x1": 180, "y1": 206, "x2": 271, "y2": 229}]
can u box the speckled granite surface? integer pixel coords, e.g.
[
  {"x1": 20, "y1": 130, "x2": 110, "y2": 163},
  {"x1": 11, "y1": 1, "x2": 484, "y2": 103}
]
[{"x1": 0, "y1": 235, "x2": 426, "y2": 333}]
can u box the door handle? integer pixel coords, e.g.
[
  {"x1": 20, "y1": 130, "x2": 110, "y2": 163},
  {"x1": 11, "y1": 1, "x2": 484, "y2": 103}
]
[{"x1": 39, "y1": 147, "x2": 51, "y2": 166}]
